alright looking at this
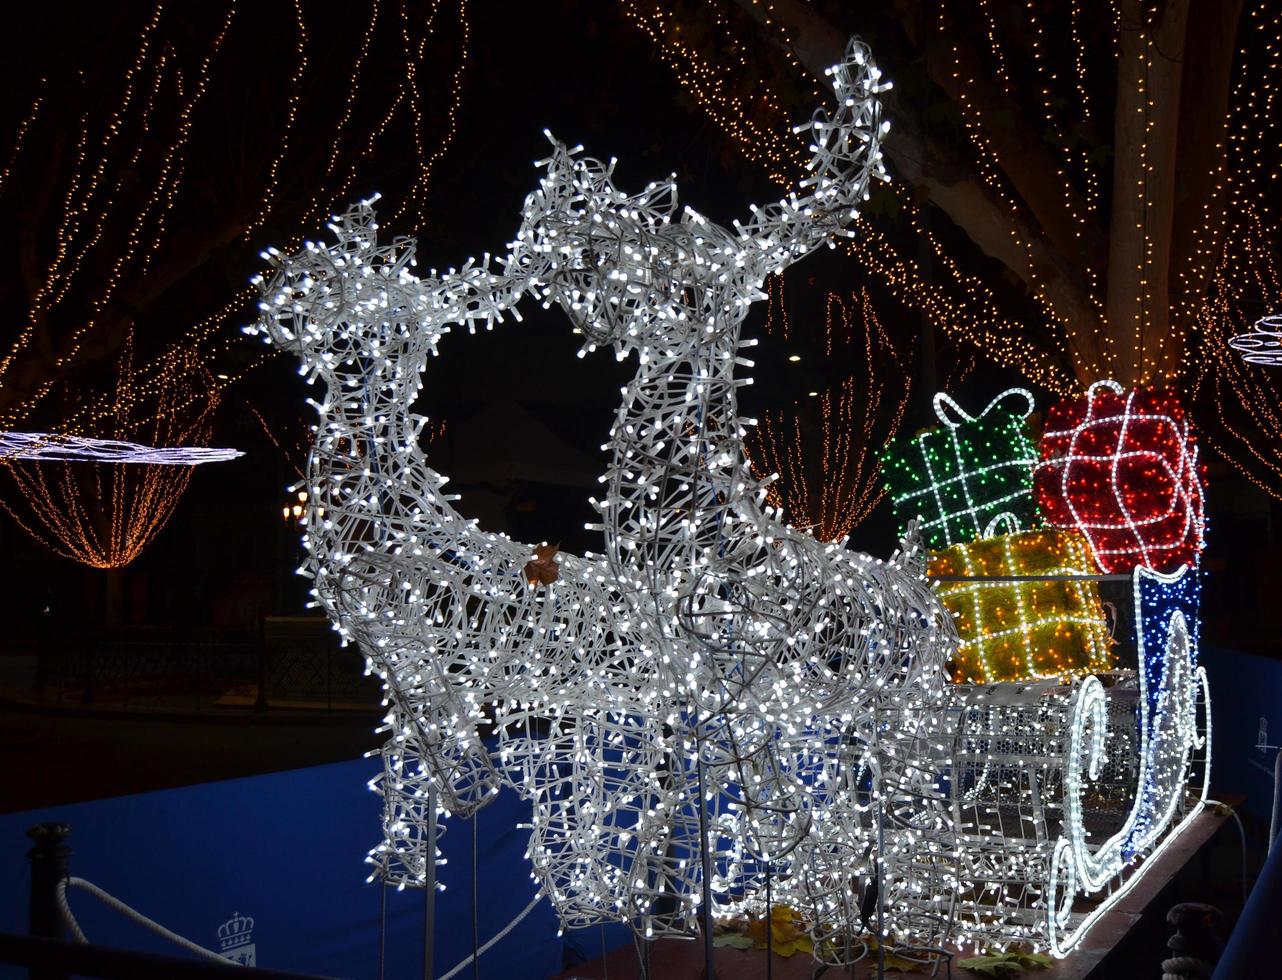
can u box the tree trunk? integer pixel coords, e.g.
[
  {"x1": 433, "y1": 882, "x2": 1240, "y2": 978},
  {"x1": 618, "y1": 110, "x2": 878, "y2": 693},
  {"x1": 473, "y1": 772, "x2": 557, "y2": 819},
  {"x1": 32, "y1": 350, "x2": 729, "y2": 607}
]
[{"x1": 1104, "y1": 0, "x2": 1190, "y2": 386}]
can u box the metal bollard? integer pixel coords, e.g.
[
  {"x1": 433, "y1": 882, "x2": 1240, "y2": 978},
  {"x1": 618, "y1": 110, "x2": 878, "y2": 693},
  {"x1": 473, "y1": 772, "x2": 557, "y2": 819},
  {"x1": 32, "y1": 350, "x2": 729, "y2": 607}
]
[
  {"x1": 27, "y1": 822, "x2": 71, "y2": 980},
  {"x1": 1161, "y1": 902, "x2": 1223, "y2": 980}
]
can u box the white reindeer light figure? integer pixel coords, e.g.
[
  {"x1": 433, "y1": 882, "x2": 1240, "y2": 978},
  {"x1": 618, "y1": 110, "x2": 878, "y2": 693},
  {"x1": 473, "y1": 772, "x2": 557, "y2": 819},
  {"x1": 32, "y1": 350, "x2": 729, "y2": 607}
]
[
  {"x1": 253, "y1": 37, "x2": 960, "y2": 960},
  {"x1": 514, "y1": 40, "x2": 959, "y2": 947}
]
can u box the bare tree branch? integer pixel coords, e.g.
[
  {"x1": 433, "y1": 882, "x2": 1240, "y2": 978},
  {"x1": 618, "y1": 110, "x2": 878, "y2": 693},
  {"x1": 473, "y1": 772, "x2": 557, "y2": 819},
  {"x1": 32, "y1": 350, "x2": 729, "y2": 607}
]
[{"x1": 0, "y1": 208, "x2": 249, "y2": 421}]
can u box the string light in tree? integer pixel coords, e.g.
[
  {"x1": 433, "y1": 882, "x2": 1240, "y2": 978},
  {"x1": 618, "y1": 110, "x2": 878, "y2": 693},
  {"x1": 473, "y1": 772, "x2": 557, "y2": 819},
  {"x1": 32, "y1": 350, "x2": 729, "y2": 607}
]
[
  {"x1": 1174, "y1": 2, "x2": 1282, "y2": 498},
  {"x1": 618, "y1": 2, "x2": 814, "y2": 187},
  {"x1": 1034, "y1": 380, "x2": 1205, "y2": 574},
  {"x1": 747, "y1": 287, "x2": 910, "y2": 541},
  {"x1": 621, "y1": 0, "x2": 1282, "y2": 419},
  {"x1": 0, "y1": 1, "x2": 475, "y2": 436},
  {"x1": 881, "y1": 388, "x2": 1040, "y2": 551},
  {"x1": 1191, "y1": 210, "x2": 1282, "y2": 497},
  {"x1": 617, "y1": 0, "x2": 1096, "y2": 393},
  {"x1": 0, "y1": 341, "x2": 230, "y2": 569}
]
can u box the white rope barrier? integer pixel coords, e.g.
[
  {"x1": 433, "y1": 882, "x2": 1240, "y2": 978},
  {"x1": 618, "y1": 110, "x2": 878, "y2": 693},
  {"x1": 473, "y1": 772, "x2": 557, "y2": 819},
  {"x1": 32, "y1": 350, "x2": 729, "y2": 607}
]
[
  {"x1": 58, "y1": 876, "x2": 235, "y2": 965},
  {"x1": 54, "y1": 879, "x2": 87, "y2": 944},
  {"x1": 436, "y1": 893, "x2": 543, "y2": 980}
]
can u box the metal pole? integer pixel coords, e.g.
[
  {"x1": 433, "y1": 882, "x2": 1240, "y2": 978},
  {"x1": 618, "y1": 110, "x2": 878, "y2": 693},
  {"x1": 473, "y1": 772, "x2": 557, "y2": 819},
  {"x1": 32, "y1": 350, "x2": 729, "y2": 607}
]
[
  {"x1": 764, "y1": 863, "x2": 772, "y2": 979},
  {"x1": 254, "y1": 616, "x2": 269, "y2": 712},
  {"x1": 876, "y1": 764, "x2": 885, "y2": 980},
  {"x1": 425, "y1": 787, "x2": 437, "y2": 980},
  {"x1": 27, "y1": 822, "x2": 71, "y2": 980},
  {"x1": 695, "y1": 754, "x2": 716, "y2": 980},
  {"x1": 379, "y1": 881, "x2": 388, "y2": 980},
  {"x1": 471, "y1": 816, "x2": 479, "y2": 980},
  {"x1": 1271, "y1": 749, "x2": 1282, "y2": 853}
]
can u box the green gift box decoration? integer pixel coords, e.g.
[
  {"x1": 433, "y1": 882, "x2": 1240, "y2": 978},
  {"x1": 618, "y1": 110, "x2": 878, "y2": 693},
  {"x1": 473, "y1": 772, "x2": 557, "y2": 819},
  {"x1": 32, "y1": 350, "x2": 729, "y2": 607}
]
[{"x1": 880, "y1": 388, "x2": 1039, "y2": 551}]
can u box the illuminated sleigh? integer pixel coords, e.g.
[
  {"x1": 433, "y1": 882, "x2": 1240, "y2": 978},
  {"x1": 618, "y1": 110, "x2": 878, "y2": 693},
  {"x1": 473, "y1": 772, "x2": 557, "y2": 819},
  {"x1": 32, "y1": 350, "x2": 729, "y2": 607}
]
[{"x1": 878, "y1": 563, "x2": 1210, "y2": 957}]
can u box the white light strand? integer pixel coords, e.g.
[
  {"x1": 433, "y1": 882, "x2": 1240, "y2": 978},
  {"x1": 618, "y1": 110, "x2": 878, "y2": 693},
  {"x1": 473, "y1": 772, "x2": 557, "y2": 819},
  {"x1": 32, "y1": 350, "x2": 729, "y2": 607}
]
[
  {"x1": 251, "y1": 39, "x2": 966, "y2": 957},
  {"x1": 0, "y1": 431, "x2": 242, "y2": 465},
  {"x1": 1229, "y1": 313, "x2": 1282, "y2": 366}
]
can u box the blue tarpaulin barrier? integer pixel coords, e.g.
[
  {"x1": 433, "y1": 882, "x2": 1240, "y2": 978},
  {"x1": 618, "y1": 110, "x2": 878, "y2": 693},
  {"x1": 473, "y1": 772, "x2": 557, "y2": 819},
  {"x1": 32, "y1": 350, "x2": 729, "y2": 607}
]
[
  {"x1": 1214, "y1": 830, "x2": 1282, "y2": 978},
  {"x1": 1202, "y1": 646, "x2": 1282, "y2": 823},
  {"x1": 0, "y1": 755, "x2": 622, "y2": 979}
]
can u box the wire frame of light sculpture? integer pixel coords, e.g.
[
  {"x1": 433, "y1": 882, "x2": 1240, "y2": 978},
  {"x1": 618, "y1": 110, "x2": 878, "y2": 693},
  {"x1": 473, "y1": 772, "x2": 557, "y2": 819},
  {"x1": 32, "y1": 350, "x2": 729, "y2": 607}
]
[
  {"x1": 1229, "y1": 313, "x2": 1282, "y2": 366},
  {"x1": 883, "y1": 630, "x2": 1209, "y2": 957},
  {"x1": 871, "y1": 385, "x2": 1210, "y2": 955},
  {"x1": 881, "y1": 388, "x2": 1040, "y2": 551},
  {"x1": 252, "y1": 38, "x2": 974, "y2": 960},
  {"x1": 928, "y1": 523, "x2": 1115, "y2": 684},
  {"x1": 1034, "y1": 381, "x2": 1205, "y2": 573},
  {"x1": 0, "y1": 344, "x2": 233, "y2": 569}
]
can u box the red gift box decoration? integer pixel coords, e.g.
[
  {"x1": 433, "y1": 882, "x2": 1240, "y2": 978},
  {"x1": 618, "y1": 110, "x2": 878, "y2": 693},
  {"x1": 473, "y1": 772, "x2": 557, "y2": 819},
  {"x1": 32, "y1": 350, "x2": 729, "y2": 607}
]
[{"x1": 1034, "y1": 380, "x2": 1205, "y2": 573}]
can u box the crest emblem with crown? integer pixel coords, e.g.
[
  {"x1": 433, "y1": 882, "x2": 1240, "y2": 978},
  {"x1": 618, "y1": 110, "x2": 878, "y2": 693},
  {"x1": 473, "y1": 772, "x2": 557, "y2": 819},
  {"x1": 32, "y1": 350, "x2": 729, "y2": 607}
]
[{"x1": 217, "y1": 911, "x2": 255, "y2": 966}]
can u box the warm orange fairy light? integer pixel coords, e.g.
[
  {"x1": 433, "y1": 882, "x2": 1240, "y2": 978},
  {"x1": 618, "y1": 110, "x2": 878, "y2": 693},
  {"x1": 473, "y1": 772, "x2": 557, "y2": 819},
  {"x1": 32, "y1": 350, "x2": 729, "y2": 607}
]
[
  {"x1": 619, "y1": 1, "x2": 810, "y2": 186},
  {"x1": 846, "y1": 202, "x2": 1078, "y2": 396},
  {"x1": 248, "y1": 402, "x2": 309, "y2": 483},
  {"x1": 0, "y1": 339, "x2": 221, "y2": 569},
  {"x1": 0, "y1": 1, "x2": 474, "y2": 437},
  {"x1": 747, "y1": 285, "x2": 910, "y2": 541},
  {"x1": 620, "y1": 0, "x2": 1081, "y2": 394},
  {"x1": 622, "y1": 0, "x2": 1282, "y2": 428},
  {"x1": 389, "y1": 0, "x2": 472, "y2": 230},
  {"x1": 1185, "y1": 2, "x2": 1282, "y2": 499},
  {"x1": 1191, "y1": 208, "x2": 1282, "y2": 496}
]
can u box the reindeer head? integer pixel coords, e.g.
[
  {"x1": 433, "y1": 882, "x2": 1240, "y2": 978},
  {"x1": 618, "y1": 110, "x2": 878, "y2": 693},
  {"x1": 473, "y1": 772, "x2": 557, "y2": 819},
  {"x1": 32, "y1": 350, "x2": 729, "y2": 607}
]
[
  {"x1": 513, "y1": 135, "x2": 742, "y2": 359},
  {"x1": 249, "y1": 199, "x2": 448, "y2": 388}
]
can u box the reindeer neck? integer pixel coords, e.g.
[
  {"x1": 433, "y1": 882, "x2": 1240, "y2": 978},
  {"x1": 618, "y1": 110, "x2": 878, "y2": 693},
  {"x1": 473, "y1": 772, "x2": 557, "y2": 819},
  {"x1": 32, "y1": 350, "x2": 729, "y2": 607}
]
[
  {"x1": 601, "y1": 321, "x2": 754, "y2": 574},
  {"x1": 303, "y1": 346, "x2": 464, "y2": 582}
]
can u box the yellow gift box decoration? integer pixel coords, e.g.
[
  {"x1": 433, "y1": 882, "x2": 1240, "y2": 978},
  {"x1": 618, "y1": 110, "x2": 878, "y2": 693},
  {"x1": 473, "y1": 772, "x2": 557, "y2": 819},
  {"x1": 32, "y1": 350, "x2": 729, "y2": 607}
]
[{"x1": 928, "y1": 526, "x2": 1114, "y2": 684}]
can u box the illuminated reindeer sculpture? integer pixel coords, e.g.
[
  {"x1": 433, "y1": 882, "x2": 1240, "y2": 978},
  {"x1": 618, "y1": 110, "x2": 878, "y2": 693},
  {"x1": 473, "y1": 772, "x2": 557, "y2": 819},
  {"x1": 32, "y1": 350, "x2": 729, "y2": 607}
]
[
  {"x1": 254, "y1": 37, "x2": 958, "y2": 959},
  {"x1": 514, "y1": 41, "x2": 958, "y2": 946}
]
